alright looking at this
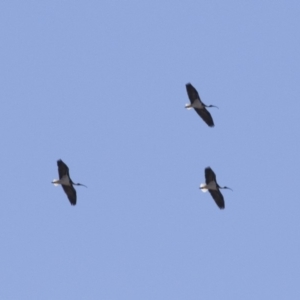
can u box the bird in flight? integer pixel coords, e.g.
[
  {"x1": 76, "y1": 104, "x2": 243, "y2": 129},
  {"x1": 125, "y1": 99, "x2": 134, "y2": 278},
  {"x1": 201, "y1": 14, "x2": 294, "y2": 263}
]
[
  {"x1": 185, "y1": 83, "x2": 218, "y2": 127},
  {"x1": 200, "y1": 167, "x2": 232, "y2": 209},
  {"x1": 52, "y1": 159, "x2": 87, "y2": 205}
]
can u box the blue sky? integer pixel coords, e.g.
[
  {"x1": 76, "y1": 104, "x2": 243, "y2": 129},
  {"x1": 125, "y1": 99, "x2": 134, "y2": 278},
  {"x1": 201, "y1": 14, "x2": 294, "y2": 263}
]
[{"x1": 1, "y1": 1, "x2": 300, "y2": 299}]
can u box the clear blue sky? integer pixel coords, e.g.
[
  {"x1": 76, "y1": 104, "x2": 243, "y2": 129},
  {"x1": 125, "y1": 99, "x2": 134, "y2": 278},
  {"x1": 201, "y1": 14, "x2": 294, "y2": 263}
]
[{"x1": 1, "y1": 1, "x2": 300, "y2": 299}]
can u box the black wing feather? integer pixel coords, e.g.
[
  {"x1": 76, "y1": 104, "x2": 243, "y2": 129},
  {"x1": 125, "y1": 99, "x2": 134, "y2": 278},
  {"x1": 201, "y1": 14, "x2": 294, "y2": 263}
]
[
  {"x1": 61, "y1": 185, "x2": 77, "y2": 205},
  {"x1": 209, "y1": 190, "x2": 225, "y2": 209},
  {"x1": 205, "y1": 167, "x2": 217, "y2": 184},
  {"x1": 186, "y1": 83, "x2": 201, "y2": 104},
  {"x1": 194, "y1": 108, "x2": 214, "y2": 127},
  {"x1": 57, "y1": 159, "x2": 70, "y2": 179}
]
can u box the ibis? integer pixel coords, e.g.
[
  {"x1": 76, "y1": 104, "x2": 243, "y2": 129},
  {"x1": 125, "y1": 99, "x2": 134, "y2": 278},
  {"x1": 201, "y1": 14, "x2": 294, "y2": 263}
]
[
  {"x1": 52, "y1": 159, "x2": 87, "y2": 205},
  {"x1": 185, "y1": 83, "x2": 218, "y2": 127},
  {"x1": 200, "y1": 167, "x2": 232, "y2": 209}
]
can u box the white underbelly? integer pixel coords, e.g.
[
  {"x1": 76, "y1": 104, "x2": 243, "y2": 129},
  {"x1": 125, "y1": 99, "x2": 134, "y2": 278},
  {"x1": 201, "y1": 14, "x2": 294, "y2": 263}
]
[
  {"x1": 191, "y1": 99, "x2": 204, "y2": 109},
  {"x1": 59, "y1": 175, "x2": 71, "y2": 186},
  {"x1": 206, "y1": 181, "x2": 217, "y2": 190}
]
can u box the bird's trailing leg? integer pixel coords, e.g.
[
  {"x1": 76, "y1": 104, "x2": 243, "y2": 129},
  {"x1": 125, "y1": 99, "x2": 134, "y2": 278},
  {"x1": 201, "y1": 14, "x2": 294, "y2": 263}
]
[
  {"x1": 199, "y1": 183, "x2": 208, "y2": 192},
  {"x1": 52, "y1": 179, "x2": 60, "y2": 186}
]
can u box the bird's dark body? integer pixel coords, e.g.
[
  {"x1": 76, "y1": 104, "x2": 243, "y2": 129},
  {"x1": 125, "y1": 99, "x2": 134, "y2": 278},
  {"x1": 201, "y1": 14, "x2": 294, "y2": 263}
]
[
  {"x1": 186, "y1": 83, "x2": 215, "y2": 127},
  {"x1": 204, "y1": 167, "x2": 226, "y2": 209},
  {"x1": 57, "y1": 159, "x2": 77, "y2": 205}
]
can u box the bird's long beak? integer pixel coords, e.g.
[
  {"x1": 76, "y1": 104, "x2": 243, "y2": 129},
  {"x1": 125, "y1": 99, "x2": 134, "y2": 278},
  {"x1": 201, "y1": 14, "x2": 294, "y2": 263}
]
[
  {"x1": 223, "y1": 186, "x2": 233, "y2": 191},
  {"x1": 75, "y1": 183, "x2": 87, "y2": 188},
  {"x1": 185, "y1": 104, "x2": 192, "y2": 109},
  {"x1": 207, "y1": 104, "x2": 219, "y2": 109}
]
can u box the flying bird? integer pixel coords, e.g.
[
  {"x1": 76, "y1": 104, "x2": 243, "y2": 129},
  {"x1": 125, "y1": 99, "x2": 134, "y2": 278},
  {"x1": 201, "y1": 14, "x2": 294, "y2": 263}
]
[
  {"x1": 52, "y1": 159, "x2": 87, "y2": 205},
  {"x1": 200, "y1": 167, "x2": 232, "y2": 209},
  {"x1": 185, "y1": 83, "x2": 218, "y2": 127}
]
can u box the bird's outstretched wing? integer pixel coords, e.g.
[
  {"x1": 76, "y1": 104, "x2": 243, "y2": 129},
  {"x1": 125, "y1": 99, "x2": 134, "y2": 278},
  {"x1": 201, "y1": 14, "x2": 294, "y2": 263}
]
[
  {"x1": 57, "y1": 159, "x2": 70, "y2": 179},
  {"x1": 61, "y1": 185, "x2": 77, "y2": 205},
  {"x1": 186, "y1": 83, "x2": 201, "y2": 104},
  {"x1": 209, "y1": 190, "x2": 225, "y2": 209},
  {"x1": 205, "y1": 167, "x2": 217, "y2": 184},
  {"x1": 195, "y1": 108, "x2": 214, "y2": 127}
]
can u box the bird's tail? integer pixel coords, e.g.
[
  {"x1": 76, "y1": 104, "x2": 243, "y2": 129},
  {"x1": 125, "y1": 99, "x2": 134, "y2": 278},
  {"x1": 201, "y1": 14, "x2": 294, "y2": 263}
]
[
  {"x1": 185, "y1": 104, "x2": 192, "y2": 109},
  {"x1": 52, "y1": 179, "x2": 60, "y2": 186},
  {"x1": 200, "y1": 183, "x2": 208, "y2": 192}
]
